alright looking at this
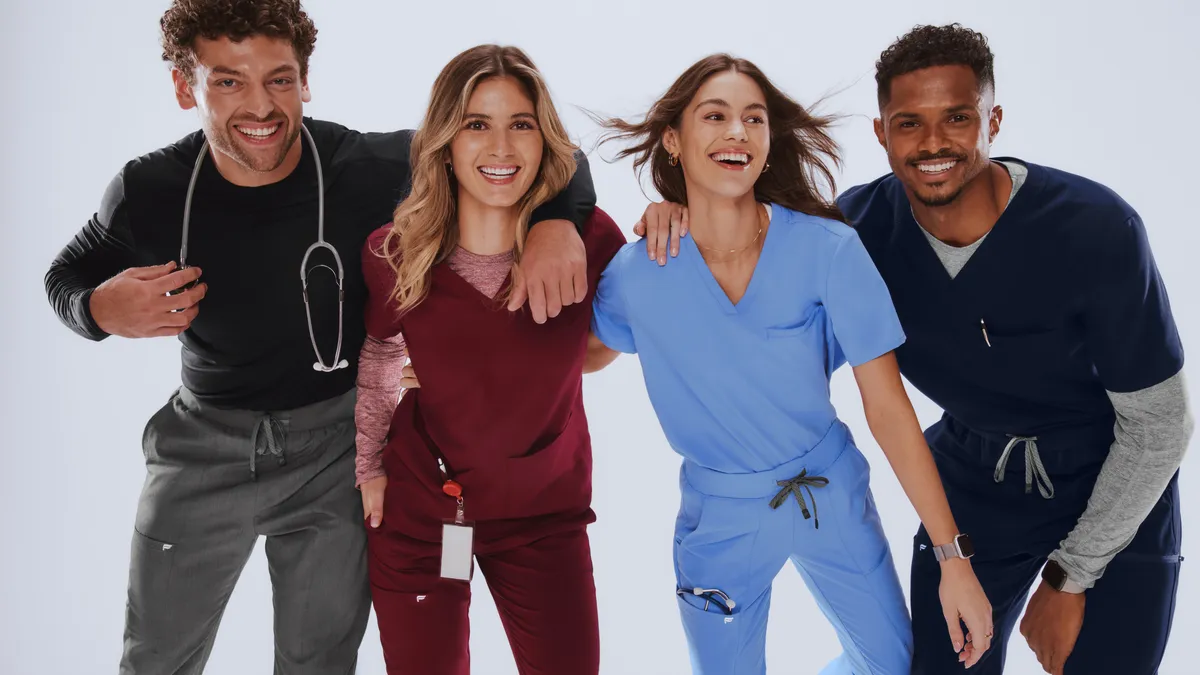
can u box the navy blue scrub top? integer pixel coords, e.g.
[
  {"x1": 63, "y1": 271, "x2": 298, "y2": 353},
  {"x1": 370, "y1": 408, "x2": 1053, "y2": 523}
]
[{"x1": 838, "y1": 158, "x2": 1184, "y2": 439}]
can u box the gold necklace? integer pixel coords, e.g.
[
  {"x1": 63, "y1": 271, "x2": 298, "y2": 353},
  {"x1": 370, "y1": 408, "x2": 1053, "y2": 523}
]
[{"x1": 693, "y1": 205, "x2": 767, "y2": 258}]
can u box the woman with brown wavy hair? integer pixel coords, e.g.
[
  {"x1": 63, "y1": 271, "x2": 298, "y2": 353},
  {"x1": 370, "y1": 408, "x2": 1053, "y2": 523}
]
[
  {"x1": 589, "y1": 55, "x2": 993, "y2": 673},
  {"x1": 354, "y1": 44, "x2": 625, "y2": 674}
]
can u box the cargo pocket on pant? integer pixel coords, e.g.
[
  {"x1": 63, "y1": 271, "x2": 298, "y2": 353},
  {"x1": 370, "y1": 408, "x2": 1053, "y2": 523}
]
[
  {"x1": 129, "y1": 529, "x2": 177, "y2": 608},
  {"x1": 676, "y1": 591, "x2": 741, "y2": 672}
]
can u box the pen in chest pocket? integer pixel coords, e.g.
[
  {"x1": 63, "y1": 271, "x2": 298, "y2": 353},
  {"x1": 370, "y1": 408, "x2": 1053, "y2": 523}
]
[{"x1": 980, "y1": 318, "x2": 991, "y2": 347}]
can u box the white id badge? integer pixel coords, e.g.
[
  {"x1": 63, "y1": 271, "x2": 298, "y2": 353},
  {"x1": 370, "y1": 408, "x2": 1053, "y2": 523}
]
[{"x1": 440, "y1": 522, "x2": 474, "y2": 581}]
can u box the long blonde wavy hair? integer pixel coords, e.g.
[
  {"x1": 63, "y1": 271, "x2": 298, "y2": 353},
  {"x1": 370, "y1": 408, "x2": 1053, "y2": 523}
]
[{"x1": 380, "y1": 45, "x2": 578, "y2": 314}]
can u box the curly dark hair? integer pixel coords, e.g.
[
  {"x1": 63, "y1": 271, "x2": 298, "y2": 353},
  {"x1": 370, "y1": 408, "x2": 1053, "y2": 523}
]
[
  {"x1": 160, "y1": 0, "x2": 318, "y2": 83},
  {"x1": 875, "y1": 23, "x2": 994, "y2": 108}
]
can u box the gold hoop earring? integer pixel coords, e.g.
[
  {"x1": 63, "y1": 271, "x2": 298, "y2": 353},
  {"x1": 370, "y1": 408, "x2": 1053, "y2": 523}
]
[{"x1": 668, "y1": 153, "x2": 679, "y2": 167}]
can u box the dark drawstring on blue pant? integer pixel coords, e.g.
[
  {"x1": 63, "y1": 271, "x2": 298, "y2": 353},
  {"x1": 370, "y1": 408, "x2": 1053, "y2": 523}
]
[
  {"x1": 994, "y1": 435, "x2": 1054, "y2": 499},
  {"x1": 770, "y1": 469, "x2": 829, "y2": 528},
  {"x1": 250, "y1": 414, "x2": 287, "y2": 481}
]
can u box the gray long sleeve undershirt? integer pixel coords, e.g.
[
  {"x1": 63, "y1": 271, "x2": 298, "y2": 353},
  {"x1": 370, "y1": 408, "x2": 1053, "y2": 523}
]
[
  {"x1": 917, "y1": 161, "x2": 1194, "y2": 588},
  {"x1": 1049, "y1": 373, "x2": 1193, "y2": 587}
]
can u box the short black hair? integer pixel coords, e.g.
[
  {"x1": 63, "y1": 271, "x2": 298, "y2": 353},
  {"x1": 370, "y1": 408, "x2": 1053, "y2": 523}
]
[{"x1": 875, "y1": 23, "x2": 994, "y2": 108}]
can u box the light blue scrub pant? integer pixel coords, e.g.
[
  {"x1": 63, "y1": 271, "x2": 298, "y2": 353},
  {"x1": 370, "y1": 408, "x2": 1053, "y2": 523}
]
[{"x1": 673, "y1": 421, "x2": 913, "y2": 674}]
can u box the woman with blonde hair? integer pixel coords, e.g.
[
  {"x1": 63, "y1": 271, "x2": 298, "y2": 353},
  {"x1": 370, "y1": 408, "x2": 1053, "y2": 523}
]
[{"x1": 354, "y1": 44, "x2": 625, "y2": 674}]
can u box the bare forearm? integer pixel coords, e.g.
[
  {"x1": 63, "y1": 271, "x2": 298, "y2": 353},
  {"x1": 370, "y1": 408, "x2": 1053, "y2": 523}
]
[
  {"x1": 868, "y1": 402, "x2": 960, "y2": 545},
  {"x1": 855, "y1": 355, "x2": 960, "y2": 545}
]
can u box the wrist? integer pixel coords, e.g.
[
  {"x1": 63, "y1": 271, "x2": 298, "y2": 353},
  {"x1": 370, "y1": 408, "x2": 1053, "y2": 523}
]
[
  {"x1": 930, "y1": 533, "x2": 975, "y2": 562},
  {"x1": 1041, "y1": 559, "x2": 1086, "y2": 594}
]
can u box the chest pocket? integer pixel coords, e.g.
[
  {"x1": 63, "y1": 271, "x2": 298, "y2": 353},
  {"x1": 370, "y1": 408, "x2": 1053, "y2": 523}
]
[
  {"x1": 761, "y1": 304, "x2": 837, "y2": 404},
  {"x1": 971, "y1": 321, "x2": 1077, "y2": 386}
]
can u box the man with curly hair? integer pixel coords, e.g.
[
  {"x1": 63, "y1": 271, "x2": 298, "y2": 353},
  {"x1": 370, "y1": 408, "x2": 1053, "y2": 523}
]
[
  {"x1": 837, "y1": 23, "x2": 1192, "y2": 675},
  {"x1": 42, "y1": 1, "x2": 597, "y2": 673}
]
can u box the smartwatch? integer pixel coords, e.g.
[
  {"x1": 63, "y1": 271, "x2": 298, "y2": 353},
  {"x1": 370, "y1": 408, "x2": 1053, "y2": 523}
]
[
  {"x1": 932, "y1": 533, "x2": 974, "y2": 562},
  {"x1": 1041, "y1": 560, "x2": 1086, "y2": 594}
]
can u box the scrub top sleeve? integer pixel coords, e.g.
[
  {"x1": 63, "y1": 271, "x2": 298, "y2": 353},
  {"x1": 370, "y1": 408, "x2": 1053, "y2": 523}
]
[
  {"x1": 1082, "y1": 213, "x2": 1184, "y2": 393},
  {"x1": 590, "y1": 246, "x2": 637, "y2": 354},
  {"x1": 824, "y1": 231, "x2": 906, "y2": 367},
  {"x1": 361, "y1": 229, "x2": 404, "y2": 341}
]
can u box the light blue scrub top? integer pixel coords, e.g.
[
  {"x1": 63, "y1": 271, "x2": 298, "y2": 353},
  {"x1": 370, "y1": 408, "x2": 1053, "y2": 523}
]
[{"x1": 591, "y1": 203, "x2": 906, "y2": 474}]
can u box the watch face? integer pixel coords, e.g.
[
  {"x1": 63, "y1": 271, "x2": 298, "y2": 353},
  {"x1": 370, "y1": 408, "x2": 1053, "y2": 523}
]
[
  {"x1": 955, "y1": 534, "x2": 975, "y2": 558},
  {"x1": 1043, "y1": 561, "x2": 1066, "y2": 590}
]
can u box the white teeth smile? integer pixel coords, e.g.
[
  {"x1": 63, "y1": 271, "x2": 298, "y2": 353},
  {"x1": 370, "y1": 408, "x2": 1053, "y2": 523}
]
[
  {"x1": 918, "y1": 161, "x2": 957, "y2": 173},
  {"x1": 480, "y1": 166, "x2": 518, "y2": 177},
  {"x1": 237, "y1": 125, "x2": 279, "y2": 138},
  {"x1": 711, "y1": 152, "x2": 750, "y2": 165}
]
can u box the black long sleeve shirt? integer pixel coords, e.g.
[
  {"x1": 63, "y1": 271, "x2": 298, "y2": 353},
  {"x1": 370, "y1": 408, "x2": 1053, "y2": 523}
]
[{"x1": 44, "y1": 117, "x2": 597, "y2": 411}]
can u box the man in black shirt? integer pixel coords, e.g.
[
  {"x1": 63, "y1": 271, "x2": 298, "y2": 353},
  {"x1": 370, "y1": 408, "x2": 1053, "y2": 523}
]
[{"x1": 43, "y1": 2, "x2": 598, "y2": 674}]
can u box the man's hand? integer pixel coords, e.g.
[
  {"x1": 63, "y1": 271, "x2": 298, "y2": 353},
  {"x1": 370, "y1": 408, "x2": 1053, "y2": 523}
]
[
  {"x1": 90, "y1": 262, "x2": 206, "y2": 338},
  {"x1": 361, "y1": 475, "x2": 387, "y2": 529},
  {"x1": 1020, "y1": 581, "x2": 1086, "y2": 675},
  {"x1": 508, "y1": 219, "x2": 586, "y2": 324},
  {"x1": 632, "y1": 201, "x2": 688, "y2": 266}
]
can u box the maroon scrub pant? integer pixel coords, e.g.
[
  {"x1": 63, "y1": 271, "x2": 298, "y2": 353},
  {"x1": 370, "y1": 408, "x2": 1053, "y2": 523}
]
[{"x1": 368, "y1": 526, "x2": 599, "y2": 675}]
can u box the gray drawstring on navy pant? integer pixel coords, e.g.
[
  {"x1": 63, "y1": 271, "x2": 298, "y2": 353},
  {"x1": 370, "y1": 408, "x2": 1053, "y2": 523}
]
[
  {"x1": 994, "y1": 435, "x2": 1054, "y2": 499},
  {"x1": 250, "y1": 415, "x2": 287, "y2": 481},
  {"x1": 770, "y1": 469, "x2": 830, "y2": 528}
]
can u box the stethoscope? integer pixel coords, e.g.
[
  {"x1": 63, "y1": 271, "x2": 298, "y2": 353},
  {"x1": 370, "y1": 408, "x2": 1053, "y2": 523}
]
[
  {"x1": 178, "y1": 123, "x2": 348, "y2": 372},
  {"x1": 677, "y1": 587, "x2": 737, "y2": 615}
]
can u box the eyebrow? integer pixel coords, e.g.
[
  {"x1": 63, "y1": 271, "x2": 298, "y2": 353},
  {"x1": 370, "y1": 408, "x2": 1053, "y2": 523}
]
[
  {"x1": 695, "y1": 98, "x2": 768, "y2": 113},
  {"x1": 209, "y1": 64, "x2": 297, "y2": 78},
  {"x1": 889, "y1": 104, "x2": 975, "y2": 123},
  {"x1": 463, "y1": 112, "x2": 538, "y2": 121}
]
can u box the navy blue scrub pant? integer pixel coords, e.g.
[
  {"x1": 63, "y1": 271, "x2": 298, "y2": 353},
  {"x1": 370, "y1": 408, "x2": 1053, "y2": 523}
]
[{"x1": 910, "y1": 416, "x2": 1183, "y2": 675}]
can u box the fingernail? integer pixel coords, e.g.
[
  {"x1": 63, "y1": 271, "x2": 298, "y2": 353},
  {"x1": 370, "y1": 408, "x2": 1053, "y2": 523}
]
[
  {"x1": 672, "y1": 247, "x2": 679, "y2": 256},
  {"x1": 658, "y1": 256, "x2": 665, "y2": 266},
  {"x1": 954, "y1": 641, "x2": 962, "y2": 652}
]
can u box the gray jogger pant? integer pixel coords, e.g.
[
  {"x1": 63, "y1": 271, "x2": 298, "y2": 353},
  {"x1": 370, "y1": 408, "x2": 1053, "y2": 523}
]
[{"x1": 119, "y1": 386, "x2": 370, "y2": 675}]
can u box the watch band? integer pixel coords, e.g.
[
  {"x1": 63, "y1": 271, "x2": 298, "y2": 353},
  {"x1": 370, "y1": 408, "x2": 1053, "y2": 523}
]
[
  {"x1": 932, "y1": 542, "x2": 959, "y2": 561},
  {"x1": 931, "y1": 534, "x2": 974, "y2": 561}
]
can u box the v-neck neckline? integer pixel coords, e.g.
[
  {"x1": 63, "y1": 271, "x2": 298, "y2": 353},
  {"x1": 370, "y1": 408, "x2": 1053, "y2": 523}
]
[
  {"x1": 897, "y1": 160, "x2": 1034, "y2": 289},
  {"x1": 433, "y1": 247, "x2": 514, "y2": 304},
  {"x1": 684, "y1": 202, "x2": 777, "y2": 315}
]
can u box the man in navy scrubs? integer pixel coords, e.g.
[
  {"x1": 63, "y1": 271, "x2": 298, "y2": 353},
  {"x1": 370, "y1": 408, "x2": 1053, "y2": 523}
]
[{"x1": 836, "y1": 24, "x2": 1193, "y2": 675}]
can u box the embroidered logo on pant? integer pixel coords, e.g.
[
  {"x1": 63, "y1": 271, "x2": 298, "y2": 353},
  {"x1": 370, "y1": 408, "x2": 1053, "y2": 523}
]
[{"x1": 416, "y1": 595, "x2": 426, "y2": 603}]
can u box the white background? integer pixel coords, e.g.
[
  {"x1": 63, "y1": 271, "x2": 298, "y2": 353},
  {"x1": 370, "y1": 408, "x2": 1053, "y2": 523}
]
[{"x1": 2, "y1": 0, "x2": 1197, "y2": 673}]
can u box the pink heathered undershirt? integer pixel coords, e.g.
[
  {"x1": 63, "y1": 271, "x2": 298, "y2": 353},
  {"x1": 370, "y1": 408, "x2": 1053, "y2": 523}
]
[{"x1": 354, "y1": 245, "x2": 515, "y2": 487}]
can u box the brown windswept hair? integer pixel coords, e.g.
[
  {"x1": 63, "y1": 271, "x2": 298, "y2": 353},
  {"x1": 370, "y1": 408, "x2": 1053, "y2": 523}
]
[
  {"x1": 598, "y1": 54, "x2": 845, "y2": 223},
  {"x1": 379, "y1": 45, "x2": 578, "y2": 315},
  {"x1": 160, "y1": 0, "x2": 318, "y2": 83}
]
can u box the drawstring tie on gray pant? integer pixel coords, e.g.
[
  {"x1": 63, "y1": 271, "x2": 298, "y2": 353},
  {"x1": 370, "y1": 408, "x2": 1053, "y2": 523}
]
[
  {"x1": 250, "y1": 415, "x2": 287, "y2": 481},
  {"x1": 769, "y1": 469, "x2": 830, "y2": 528},
  {"x1": 994, "y1": 435, "x2": 1055, "y2": 499}
]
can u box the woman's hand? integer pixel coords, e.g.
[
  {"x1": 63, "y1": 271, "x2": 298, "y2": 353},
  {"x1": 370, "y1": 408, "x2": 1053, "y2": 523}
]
[
  {"x1": 361, "y1": 475, "x2": 388, "y2": 529},
  {"x1": 939, "y1": 558, "x2": 994, "y2": 667},
  {"x1": 400, "y1": 363, "x2": 420, "y2": 389}
]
